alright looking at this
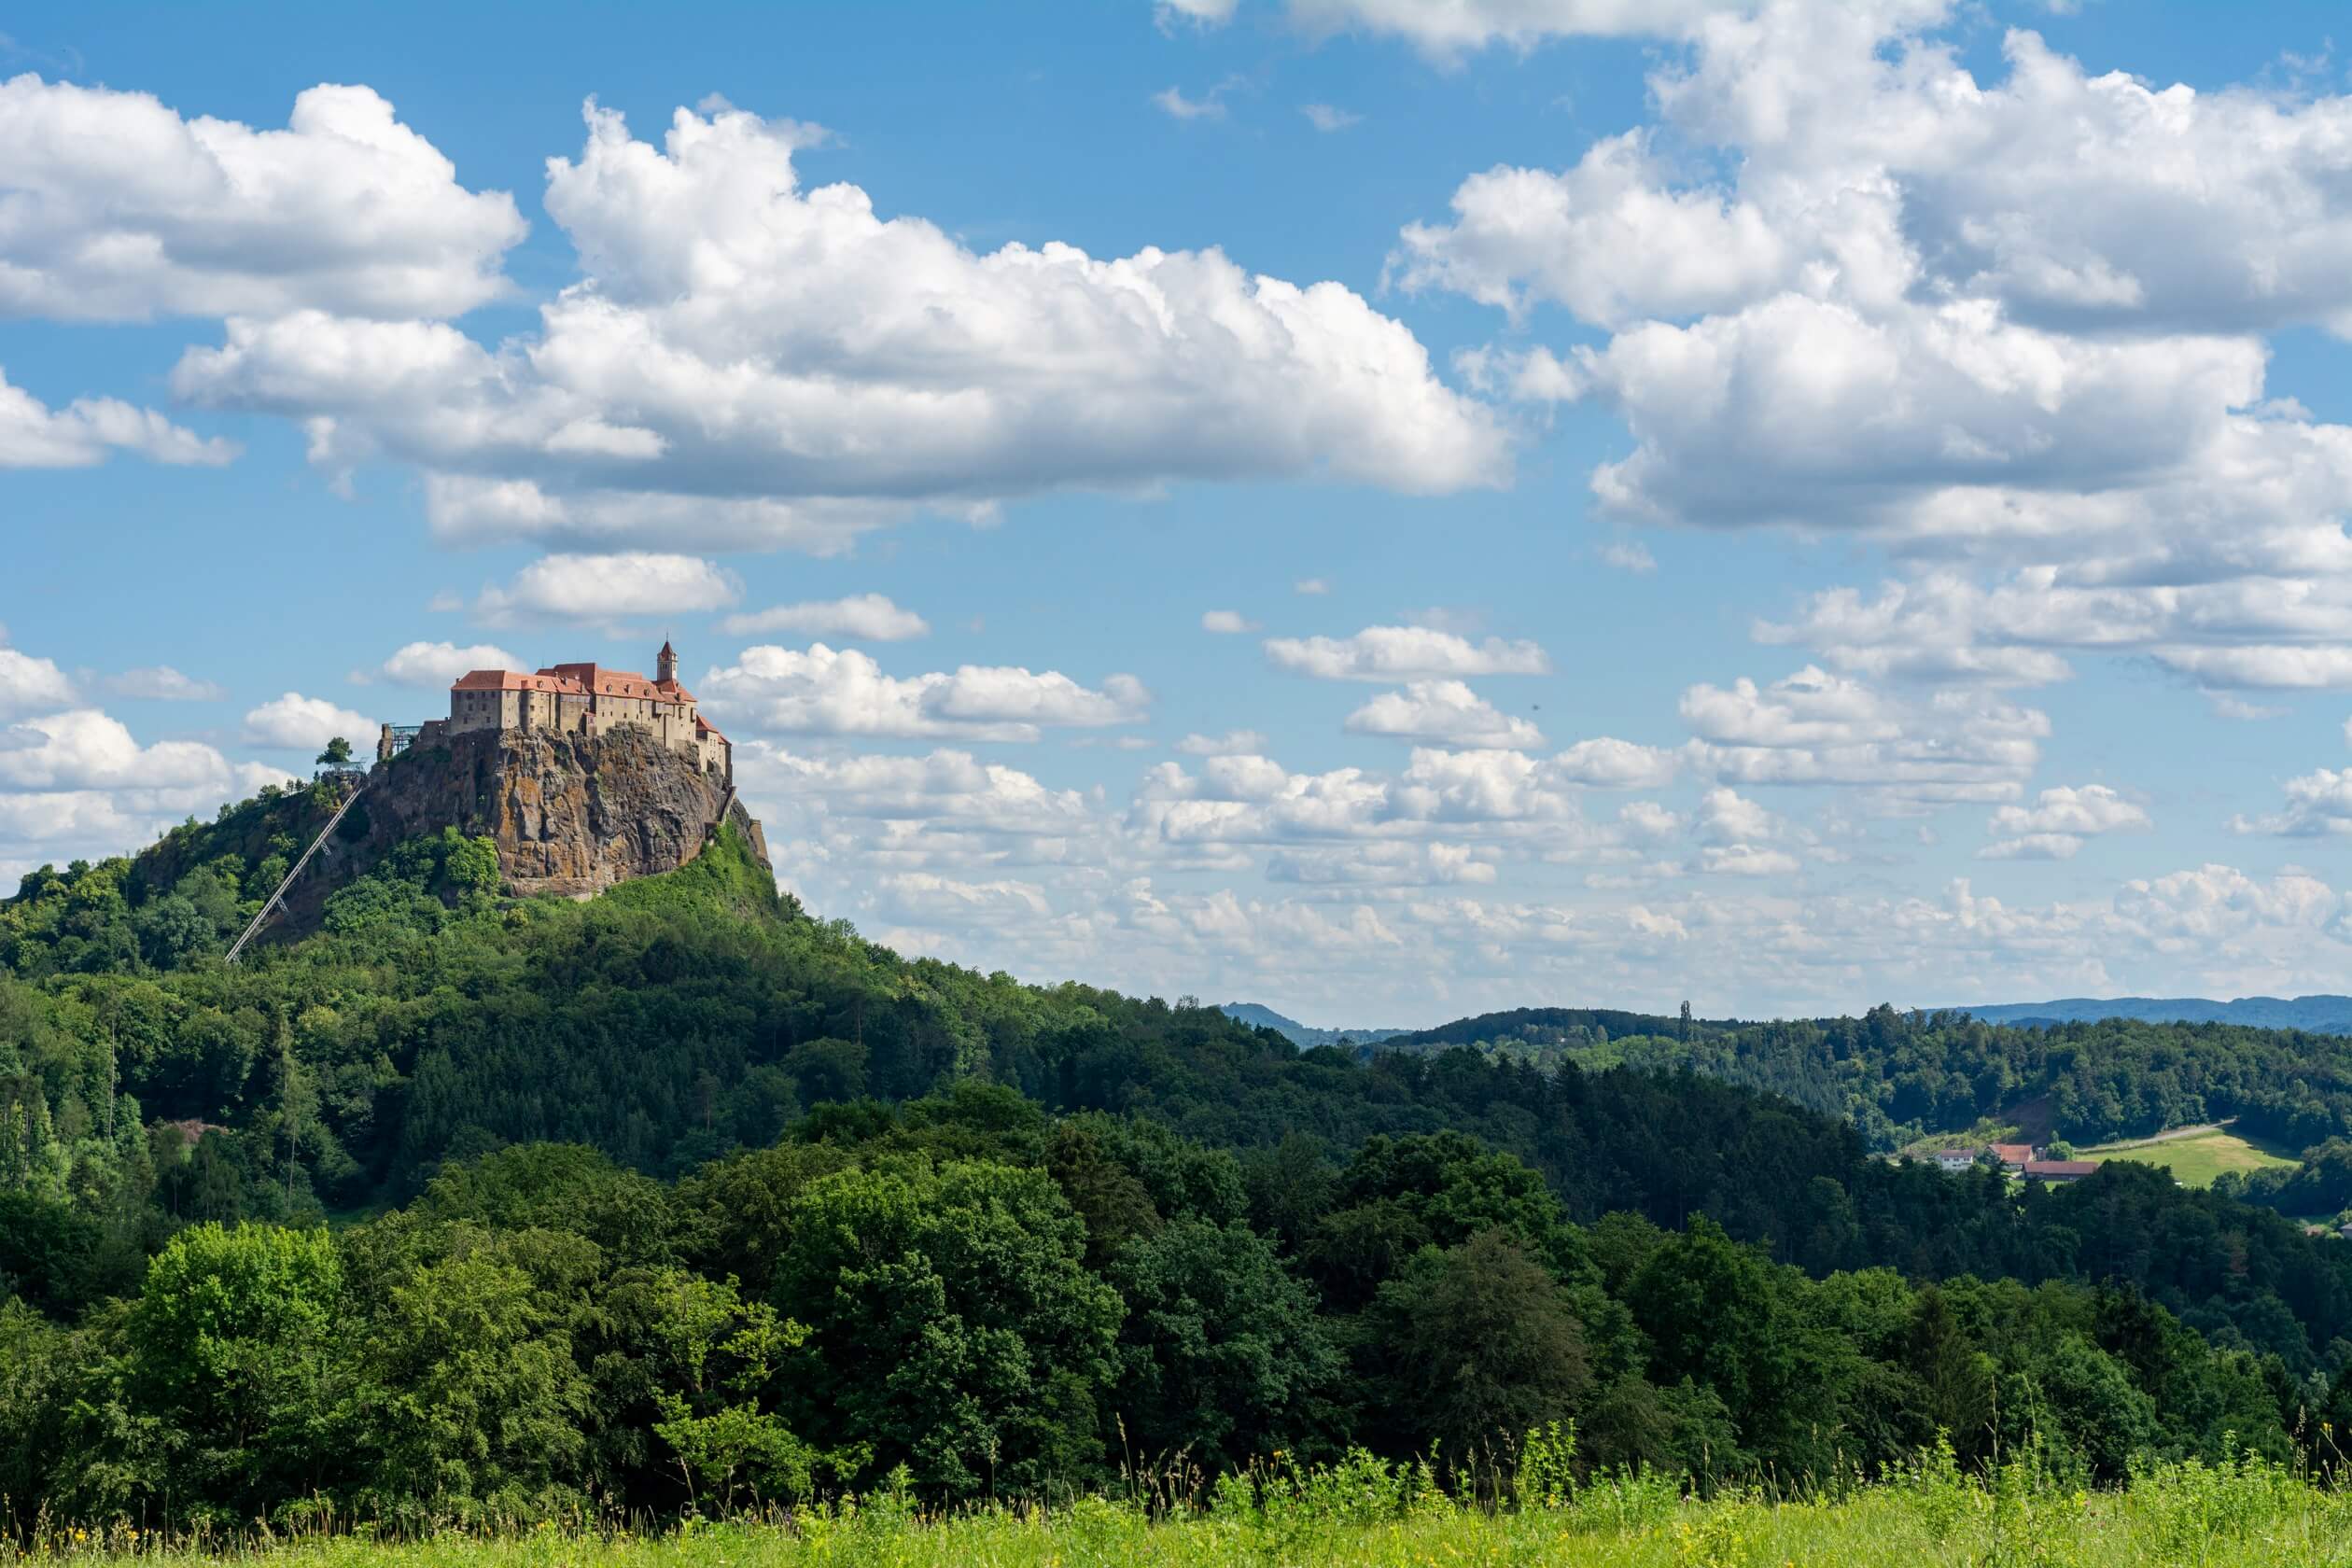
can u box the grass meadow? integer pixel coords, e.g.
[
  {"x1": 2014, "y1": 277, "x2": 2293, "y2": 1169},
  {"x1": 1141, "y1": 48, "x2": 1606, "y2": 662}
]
[
  {"x1": 12, "y1": 1445, "x2": 2352, "y2": 1568},
  {"x1": 2080, "y1": 1127, "x2": 2301, "y2": 1188}
]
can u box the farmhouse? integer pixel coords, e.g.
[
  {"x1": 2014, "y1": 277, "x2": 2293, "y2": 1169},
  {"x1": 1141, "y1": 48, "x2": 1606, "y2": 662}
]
[{"x1": 2022, "y1": 1158, "x2": 2100, "y2": 1183}]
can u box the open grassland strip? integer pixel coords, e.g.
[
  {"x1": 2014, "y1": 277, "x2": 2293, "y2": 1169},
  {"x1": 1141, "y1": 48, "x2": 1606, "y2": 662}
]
[
  {"x1": 18, "y1": 1473, "x2": 2352, "y2": 1568},
  {"x1": 2083, "y1": 1127, "x2": 2302, "y2": 1187}
]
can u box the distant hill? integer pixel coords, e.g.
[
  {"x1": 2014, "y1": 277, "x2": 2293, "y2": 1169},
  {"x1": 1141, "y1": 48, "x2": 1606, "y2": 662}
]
[
  {"x1": 1216, "y1": 1001, "x2": 1409, "y2": 1049},
  {"x1": 1383, "y1": 1005, "x2": 1729, "y2": 1050},
  {"x1": 1959, "y1": 995, "x2": 2352, "y2": 1035}
]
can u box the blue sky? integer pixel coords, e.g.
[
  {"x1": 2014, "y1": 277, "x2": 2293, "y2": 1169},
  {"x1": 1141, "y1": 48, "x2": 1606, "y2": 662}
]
[{"x1": 10, "y1": 0, "x2": 2352, "y2": 1024}]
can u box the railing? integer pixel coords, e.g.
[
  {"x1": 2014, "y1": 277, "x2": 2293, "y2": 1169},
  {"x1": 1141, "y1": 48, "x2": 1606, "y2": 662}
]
[{"x1": 224, "y1": 780, "x2": 366, "y2": 965}]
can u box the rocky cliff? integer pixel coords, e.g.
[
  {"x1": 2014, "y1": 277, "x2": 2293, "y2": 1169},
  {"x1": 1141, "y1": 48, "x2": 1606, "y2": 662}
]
[
  {"x1": 357, "y1": 724, "x2": 769, "y2": 901},
  {"x1": 130, "y1": 726, "x2": 772, "y2": 941}
]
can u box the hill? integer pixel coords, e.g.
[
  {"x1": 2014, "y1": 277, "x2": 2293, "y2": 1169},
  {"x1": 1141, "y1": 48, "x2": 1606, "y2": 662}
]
[
  {"x1": 1216, "y1": 1001, "x2": 1408, "y2": 1047},
  {"x1": 1959, "y1": 995, "x2": 2352, "y2": 1034},
  {"x1": 12, "y1": 791, "x2": 2352, "y2": 1525}
]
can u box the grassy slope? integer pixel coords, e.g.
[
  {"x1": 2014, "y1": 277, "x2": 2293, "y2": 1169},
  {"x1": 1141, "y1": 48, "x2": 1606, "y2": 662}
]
[
  {"x1": 2081, "y1": 1126, "x2": 2302, "y2": 1187},
  {"x1": 36, "y1": 1477, "x2": 2351, "y2": 1568}
]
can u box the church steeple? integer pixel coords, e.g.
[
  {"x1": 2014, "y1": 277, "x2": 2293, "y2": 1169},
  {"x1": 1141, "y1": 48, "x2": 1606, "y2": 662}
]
[{"x1": 657, "y1": 639, "x2": 678, "y2": 685}]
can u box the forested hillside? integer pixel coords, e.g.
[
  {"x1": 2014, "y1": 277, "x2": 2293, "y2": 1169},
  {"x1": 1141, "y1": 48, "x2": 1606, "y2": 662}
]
[
  {"x1": 11, "y1": 805, "x2": 2352, "y2": 1529},
  {"x1": 1376, "y1": 1004, "x2": 2352, "y2": 1215}
]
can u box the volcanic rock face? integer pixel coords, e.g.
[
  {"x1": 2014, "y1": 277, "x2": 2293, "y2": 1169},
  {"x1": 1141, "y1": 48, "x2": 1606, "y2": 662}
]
[{"x1": 362, "y1": 725, "x2": 769, "y2": 899}]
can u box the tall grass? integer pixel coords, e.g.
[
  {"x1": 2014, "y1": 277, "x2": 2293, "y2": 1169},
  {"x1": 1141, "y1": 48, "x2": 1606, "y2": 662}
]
[{"x1": 9, "y1": 1439, "x2": 2352, "y2": 1568}]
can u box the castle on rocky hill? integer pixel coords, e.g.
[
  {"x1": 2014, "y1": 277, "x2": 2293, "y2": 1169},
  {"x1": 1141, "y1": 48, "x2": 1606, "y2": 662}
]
[{"x1": 383, "y1": 641, "x2": 732, "y2": 780}]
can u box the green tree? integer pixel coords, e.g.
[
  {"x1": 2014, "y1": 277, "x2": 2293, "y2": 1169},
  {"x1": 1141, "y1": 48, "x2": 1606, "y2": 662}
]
[
  {"x1": 315, "y1": 736, "x2": 354, "y2": 767},
  {"x1": 775, "y1": 1156, "x2": 1122, "y2": 1497},
  {"x1": 1102, "y1": 1218, "x2": 1339, "y2": 1471},
  {"x1": 127, "y1": 1222, "x2": 353, "y2": 1519},
  {"x1": 1370, "y1": 1230, "x2": 1591, "y2": 1463}
]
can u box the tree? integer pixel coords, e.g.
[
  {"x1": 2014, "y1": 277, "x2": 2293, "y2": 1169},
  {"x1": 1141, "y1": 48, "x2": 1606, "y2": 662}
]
[
  {"x1": 128, "y1": 1223, "x2": 355, "y2": 1519},
  {"x1": 1369, "y1": 1230, "x2": 1590, "y2": 1463},
  {"x1": 1103, "y1": 1218, "x2": 1339, "y2": 1471},
  {"x1": 773, "y1": 1156, "x2": 1122, "y2": 1498},
  {"x1": 316, "y1": 736, "x2": 354, "y2": 767}
]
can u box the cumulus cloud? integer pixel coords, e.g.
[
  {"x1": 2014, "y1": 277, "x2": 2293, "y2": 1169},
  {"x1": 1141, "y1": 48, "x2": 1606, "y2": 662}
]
[
  {"x1": 0, "y1": 647, "x2": 77, "y2": 715},
  {"x1": 0, "y1": 76, "x2": 525, "y2": 322},
  {"x1": 718, "y1": 594, "x2": 929, "y2": 641},
  {"x1": 1681, "y1": 665, "x2": 2045, "y2": 810},
  {"x1": 1596, "y1": 541, "x2": 1656, "y2": 573},
  {"x1": 1294, "y1": 577, "x2": 1332, "y2": 595},
  {"x1": 1153, "y1": 84, "x2": 1228, "y2": 121},
  {"x1": 0, "y1": 708, "x2": 238, "y2": 791},
  {"x1": 242, "y1": 692, "x2": 376, "y2": 750},
  {"x1": 704, "y1": 644, "x2": 1149, "y2": 743},
  {"x1": 101, "y1": 666, "x2": 225, "y2": 702},
  {"x1": 1301, "y1": 104, "x2": 1363, "y2": 132},
  {"x1": 0, "y1": 366, "x2": 234, "y2": 469},
  {"x1": 1989, "y1": 784, "x2": 2151, "y2": 838},
  {"x1": 1552, "y1": 736, "x2": 1680, "y2": 789},
  {"x1": 1265, "y1": 623, "x2": 1550, "y2": 680},
  {"x1": 1344, "y1": 680, "x2": 1544, "y2": 749},
  {"x1": 1287, "y1": 0, "x2": 1750, "y2": 60},
  {"x1": 1977, "y1": 833, "x2": 2083, "y2": 861},
  {"x1": 169, "y1": 97, "x2": 1506, "y2": 553},
  {"x1": 374, "y1": 640, "x2": 525, "y2": 687},
  {"x1": 474, "y1": 553, "x2": 740, "y2": 624},
  {"x1": 1398, "y1": 8, "x2": 2352, "y2": 693},
  {"x1": 1177, "y1": 730, "x2": 1268, "y2": 756},
  {"x1": 2230, "y1": 769, "x2": 2352, "y2": 838},
  {"x1": 1201, "y1": 609, "x2": 1260, "y2": 635}
]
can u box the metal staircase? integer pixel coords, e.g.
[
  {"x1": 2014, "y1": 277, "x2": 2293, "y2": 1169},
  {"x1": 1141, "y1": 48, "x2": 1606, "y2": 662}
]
[{"x1": 224, "y1": 780, "x2": 367, "y2": 965}]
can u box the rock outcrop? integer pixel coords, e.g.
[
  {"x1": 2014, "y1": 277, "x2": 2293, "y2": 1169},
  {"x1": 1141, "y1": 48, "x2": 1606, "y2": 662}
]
[{"x1": 357, "y1": 724, "x2": 769, "y2": 900}]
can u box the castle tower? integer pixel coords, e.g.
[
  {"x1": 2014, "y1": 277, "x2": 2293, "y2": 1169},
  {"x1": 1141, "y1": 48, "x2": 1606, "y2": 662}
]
[{"x1": 657, "y1": 639, "x2": 678, "y2": 685}]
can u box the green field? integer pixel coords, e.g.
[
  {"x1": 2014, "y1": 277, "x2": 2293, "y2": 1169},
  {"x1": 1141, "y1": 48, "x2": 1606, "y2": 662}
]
[
  {"x1": 19, "y1": 1455, "x2": 2349, "y2": 1568},
  {"x1": 2080, "y1": 1125, "x2": 2301, "y2": 1187}
]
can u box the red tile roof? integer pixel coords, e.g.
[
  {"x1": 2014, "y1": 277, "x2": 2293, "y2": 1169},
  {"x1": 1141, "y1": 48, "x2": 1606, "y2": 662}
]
[
  {"x1": 2023, "y1": 1159, "x2": 2099, "y2": 1178},
  {"x1": 695, "y1": 713, "x2": 728, "y2": 742},
  {"x1": 451, "y1": 668, "x2": 588, "y2": 694}
]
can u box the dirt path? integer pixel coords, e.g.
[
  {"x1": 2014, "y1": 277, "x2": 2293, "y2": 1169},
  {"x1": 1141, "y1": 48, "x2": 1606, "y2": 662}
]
[{"x1": 2088, "y1": 1118, "x2": 2235, "y2": 1152}]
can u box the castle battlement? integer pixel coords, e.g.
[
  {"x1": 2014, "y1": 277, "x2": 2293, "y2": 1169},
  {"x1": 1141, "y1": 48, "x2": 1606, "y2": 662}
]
[{"x1": 390, "y1": 640, "x2": 732, "y2": 781}]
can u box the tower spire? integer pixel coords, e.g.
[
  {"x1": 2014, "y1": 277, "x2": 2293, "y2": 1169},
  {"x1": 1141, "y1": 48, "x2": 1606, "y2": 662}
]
[{"x1": 657, "y1": 638, "x2": 678, "y2": 685}]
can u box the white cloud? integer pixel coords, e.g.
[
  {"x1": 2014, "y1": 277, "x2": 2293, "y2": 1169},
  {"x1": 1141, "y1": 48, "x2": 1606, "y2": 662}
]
[
  {"x1": 1301, "y1": 104, "x2": 1363, "y2": 132},
  {"x1": 0, "y1": 365, "x2": 235, "y2": 469},
  {"x1": 1266, "y1": 623, "x2": 1550, "y2": 680},
  {"x1": 1551, "y1": 736, "x2": 1679, "y2": 789},
  {"x1": 1400, "y1": 9, "x2": 2352, "y2": 695},
  {"x1": 1978, "y1": 833, "x2": 2082, "y2": 861},
  {"x1": 1155, "y1": 0, "x2": 1239, "y2": 31},
  {"x1": 1201, "y1": 609, "x2": 1260, "y2": 635},
  {"x1": 1286, "y1": 0, "x2": 1750, "y2": 60},
  {"x1": 2230, "y1": 769, "x2": 2352, "y2": 838},
  {"x1": 1597, "y1": 540, "x2": 1656, "y2": 573},
  {"x1": 0, "y1": 648, "x2": 77, "y2": 715},
  {"x1": 704, "y1": 644, "x2": 1148, "y2": 743},
  {"x1": 1681, "y1": 665, "x2": 2045, "y2": 810},
  {"x1": 1699, "y1": 843, "x2": 1800, "y2": 876},
  {"x1": 0, "y1": 76, "x2": 525, "y2": 322},
  {"x1": 1989, "y1": 784, "x2": 2150, "y2": 838},
  {"x1": 1176, "y1": 730, "x2": 1267, "y2": 756},
  {"x1": 101, "y1": 666, "x2": 224, "y2": 702},
  {"x1": 375, "y1": 640, "x2": 525, "y2": 687},
  {"x1": 475, "y1": 553, "x2": 740, "y2": 624},
  {"x1": 1294, "y1": 577, "x2": 1332, "y2": 595},
  {"x1": 1153, "y1": 85, "x2": 1228, "y2": 121},
  {"x1": 1693, "y1": 786, "x2": 1776, "y2": 846},
  {"x1": 1344, "y1": 680, "x2": 1544, "y2": 749},
  {"x1": 0, "y1": 708, "x2": 236, "y2": 791},
  {"x1": 172, "y1": 97, "x2": 1507, "y2": 552},
  {"x1": 242, "y1": 692, "x2": 376, "y2": 751},
  {"x1": 718, "y1": 594, "x2": 929, "y2": 641}
]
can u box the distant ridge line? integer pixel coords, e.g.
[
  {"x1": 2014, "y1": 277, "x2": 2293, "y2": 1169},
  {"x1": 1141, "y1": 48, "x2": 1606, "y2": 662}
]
[{"x1": 1949, "y1": 995, "x2": 2352, "y2": 1035}]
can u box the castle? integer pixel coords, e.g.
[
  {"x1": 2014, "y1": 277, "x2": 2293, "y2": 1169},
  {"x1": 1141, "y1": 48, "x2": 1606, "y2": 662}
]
[{"x1": 383, "y1": 641, "x2": 733, "y2": 780}]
